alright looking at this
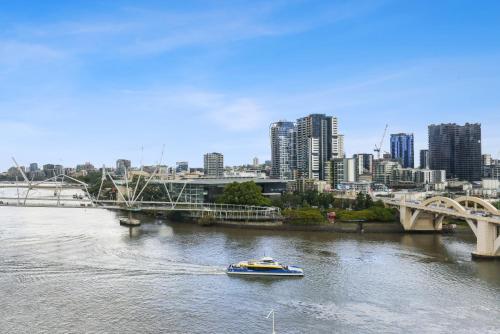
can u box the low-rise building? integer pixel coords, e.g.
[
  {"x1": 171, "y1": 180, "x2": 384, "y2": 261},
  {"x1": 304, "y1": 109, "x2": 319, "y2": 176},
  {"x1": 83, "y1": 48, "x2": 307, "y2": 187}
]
[
  {"x1": 337, "y1": 181, "x2": 371, "y2": 194},
  {"x1": 374, "y1": 160, "x2": 401, "y2": 185},
  {"x1": 153, "y1": 178, "x2": 289, "y2": 203}
]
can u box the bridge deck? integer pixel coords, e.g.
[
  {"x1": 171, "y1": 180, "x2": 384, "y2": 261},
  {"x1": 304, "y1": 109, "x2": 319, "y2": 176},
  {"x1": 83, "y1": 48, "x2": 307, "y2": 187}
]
[{"x1": 383, "y1": 199, "x2": 500, "y2": 225}]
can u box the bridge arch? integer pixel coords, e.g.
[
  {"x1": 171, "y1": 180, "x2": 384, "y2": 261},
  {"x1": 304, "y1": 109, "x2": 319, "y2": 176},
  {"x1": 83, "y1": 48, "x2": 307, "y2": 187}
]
[
  {"x1": 454, "y1": 196, "x2": 499, "y2": 215},
  {"x1": 388, "y1": 195, "x2": 500, "y2": 258},
  {"x1": 419, "y1": 196, "x2": 468, "y2": 215},
  {"x1": 406, "y1": 196, "x2": 467, "y2": 231}
]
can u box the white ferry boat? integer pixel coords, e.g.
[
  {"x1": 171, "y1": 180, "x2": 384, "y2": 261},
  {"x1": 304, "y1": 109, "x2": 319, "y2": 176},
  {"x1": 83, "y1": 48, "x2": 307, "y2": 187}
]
[{"x1": 226, "y1": 257, "x2": 304, "y2": 277}]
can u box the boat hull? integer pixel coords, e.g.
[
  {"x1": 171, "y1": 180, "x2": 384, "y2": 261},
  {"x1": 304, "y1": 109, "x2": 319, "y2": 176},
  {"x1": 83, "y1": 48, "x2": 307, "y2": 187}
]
[{"x1": 226, "y1": 266, "x2": 304, "y2": 277}]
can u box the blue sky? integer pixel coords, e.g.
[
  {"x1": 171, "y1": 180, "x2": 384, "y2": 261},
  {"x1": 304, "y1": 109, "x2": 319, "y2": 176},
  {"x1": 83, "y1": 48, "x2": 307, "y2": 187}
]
[{"x1": 1, "y1": 0, "x2": 499, "y2": 170}]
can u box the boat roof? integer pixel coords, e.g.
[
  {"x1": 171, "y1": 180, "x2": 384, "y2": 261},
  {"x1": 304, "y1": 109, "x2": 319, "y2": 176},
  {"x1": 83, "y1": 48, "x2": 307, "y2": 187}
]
[{"x1": 260, "y1": 256, "x2": 275, "y2": 262}]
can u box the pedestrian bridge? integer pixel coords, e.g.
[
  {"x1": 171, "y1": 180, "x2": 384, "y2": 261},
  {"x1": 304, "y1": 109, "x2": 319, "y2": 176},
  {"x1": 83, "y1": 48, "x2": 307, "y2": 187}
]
[
  {"x1": 383, "y1": 196, "x2": 500, "y2": 258},
  {"x1": 0, "y1": 174, "x2": 281, "y2": 222},
  {"x1": 98, "y1": 200, "x2": 281, "y2": 221},
  {"x1": 0, "y1": 197, "x2": 281, "y2": 222}
]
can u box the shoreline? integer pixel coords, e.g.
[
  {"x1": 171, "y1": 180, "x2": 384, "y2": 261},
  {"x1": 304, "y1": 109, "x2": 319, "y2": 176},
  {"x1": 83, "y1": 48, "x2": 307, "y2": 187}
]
[{"x1": 142, "y1": 211, "x2": 475, "y2": 235}]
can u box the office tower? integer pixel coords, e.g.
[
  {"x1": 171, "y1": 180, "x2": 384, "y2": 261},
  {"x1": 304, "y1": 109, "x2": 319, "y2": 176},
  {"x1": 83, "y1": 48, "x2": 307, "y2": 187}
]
[
  {"x1": 390, "y1": 133, "x2": 414, "y2": 168},
  {"x1": 420, "y1": 149, "x2": 429, "y2": 169},
  {"x1": 204, "y1": 152, "x2": 224, "y2": 178},
  {"x1": 42, "y1": 164, "x2": 55, "y2": 176},
  {"x1": 428, "y1": 123, "x2": 481, "y2": 181},
  {"x1": 176, "y1": 161, "x2": 189, "y2": 173},
  {"x1": 116, "y1": 159, "x2": 131, "y2": 176},
  {"x1": 54, "y1": 165, "x2": 64, "y2": 175},
  {"x1": 353, "y1": 153, "x2": 374, "y2": 178},
  {"x1": 270, "y1": 121, "x2": 296, "y2": 179},
  {"x1": 252, "y1": 157, "x2": 259, "y2": 168},
  {"x1": 296, "y1": 114, "x2": 343, "y2": 180},
  {"x1": 29, "y1": 163, "x2": 38, "y2": 173}
]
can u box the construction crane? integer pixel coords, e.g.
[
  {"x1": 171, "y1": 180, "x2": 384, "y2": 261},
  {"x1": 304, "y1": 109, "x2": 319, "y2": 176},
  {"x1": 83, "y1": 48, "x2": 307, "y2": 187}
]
[{"x1": 374, "y1": 124, "x2": 388, "y2": 160}]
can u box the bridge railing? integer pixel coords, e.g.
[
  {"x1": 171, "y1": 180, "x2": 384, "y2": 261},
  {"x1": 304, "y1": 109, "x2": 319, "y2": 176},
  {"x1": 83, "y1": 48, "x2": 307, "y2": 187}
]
[{"x1": 95, "y1": 199, "x2": 278, "y2": 211}]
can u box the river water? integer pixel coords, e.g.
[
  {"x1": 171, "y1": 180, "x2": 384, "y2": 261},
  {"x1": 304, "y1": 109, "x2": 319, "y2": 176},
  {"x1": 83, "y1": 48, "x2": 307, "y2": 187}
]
[{"x1": 0, "y1": 206, "x2": 499, "y2": 333}]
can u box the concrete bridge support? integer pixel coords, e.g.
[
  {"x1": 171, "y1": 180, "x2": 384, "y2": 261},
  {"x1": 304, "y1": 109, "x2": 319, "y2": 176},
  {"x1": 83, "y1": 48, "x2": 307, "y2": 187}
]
[
  {"x1": 395, "y1": 197, "x2": 500, "y2": 259},
  {"x1": 472, "y1": 220, "x2": 500, "y2": 259},
  {"x1": 399, "y1": 205, "x2": 444, "y2": 232}
]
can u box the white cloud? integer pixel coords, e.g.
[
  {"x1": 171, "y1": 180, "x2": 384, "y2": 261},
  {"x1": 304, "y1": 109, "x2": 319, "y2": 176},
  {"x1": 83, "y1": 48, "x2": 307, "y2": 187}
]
[
  {"x1": 0, "y1": 41, "x2": 63, "y2": 67},
  {"x1": 208, "y1": 98, "x2": 267, "y2": 131},
  {"x1": 1, "y1": 1, "x2": 386, "y2": 58}
]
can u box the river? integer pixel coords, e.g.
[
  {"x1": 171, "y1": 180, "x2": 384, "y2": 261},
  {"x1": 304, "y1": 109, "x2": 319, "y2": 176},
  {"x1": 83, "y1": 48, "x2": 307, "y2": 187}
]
[{"x1": 0, "y1": 206, "x2": 499, "y2": 333}]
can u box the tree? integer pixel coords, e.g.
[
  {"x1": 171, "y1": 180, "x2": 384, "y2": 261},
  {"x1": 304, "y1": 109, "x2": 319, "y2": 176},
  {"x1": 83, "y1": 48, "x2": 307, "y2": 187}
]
[
  {"x1": 318, "y1": 193, "x2": 334, "y2": 209},
  {"x1": 78, "y1": 171, "x2": 114, "y2": 199},
  {"x1": 283, "y1": 208, "x2": 326, "y2": 225},
  {"x1": 216, "y1": 181, "x2": 272, "y2": 206},
  {"x1": 128, "y1": 176, "x2": 166, "y2": 201},
  {"x1": 354, "y1": 192, "x2": 366, "y2": 210},
  {"x1": 281, "y1": 193, "x2": 302, "y2": 208},
  {"x1": 365, "y1": 194, "x2": 374, "y2": 208}
]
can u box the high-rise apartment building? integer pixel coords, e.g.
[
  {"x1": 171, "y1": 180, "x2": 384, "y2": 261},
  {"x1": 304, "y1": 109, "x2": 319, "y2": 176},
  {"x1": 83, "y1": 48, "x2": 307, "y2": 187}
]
[
  {"x1": 428, "y1": 123, "x2": 482, "y2": 181},
  {"x1": 270, "y1": 114, "x2": 343, "y2": 181},
  {"x1": 420, "y1": 149, "x2": 429, "y2": 169},
  {"x1": 390, "y1": 133, "x2": 414, "y2": 168},
  {"x1": 270, "y1": 121, "x2": 296, "y2": 179},
  {"x1": 296, "y1": 114, "x2": 343, "y2": 180},
  {"x1": 203, "y1": 152, "x2": 224, "y2": 178},
  {"x1": 353, "y1": 153, "x2": 373, "y2": 179}
]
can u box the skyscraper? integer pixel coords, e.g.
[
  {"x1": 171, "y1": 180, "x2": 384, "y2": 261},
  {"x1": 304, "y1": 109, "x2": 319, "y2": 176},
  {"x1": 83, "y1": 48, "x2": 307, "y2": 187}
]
[
  {"x1": 296, "y1": 114, "x2": 343, "y2": 180},
  {"x1": 270, "y1": 121, "x2": 295, "y2": 179},
  {"x1": 420, "y1": 149, "x2": 429, "y2": 169},
  {"x1": 390, "y1": 133, "x2": 414, "y2": 168},
  {"x1": 203, "y1": 152, "x2": 224, "y2": 178},
  {"x1": 428, "y1": 123, "x2": 482, "y2": 181}
]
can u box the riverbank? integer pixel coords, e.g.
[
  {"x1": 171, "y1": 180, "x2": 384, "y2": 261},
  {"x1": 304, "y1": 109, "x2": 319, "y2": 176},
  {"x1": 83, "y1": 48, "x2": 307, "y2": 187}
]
[
  {"x1": 143, "y1": 211, "x2": 474, "y2": 235},
  {"x1": 212, "y1": 220, "x2": 405, "y2": 233}
]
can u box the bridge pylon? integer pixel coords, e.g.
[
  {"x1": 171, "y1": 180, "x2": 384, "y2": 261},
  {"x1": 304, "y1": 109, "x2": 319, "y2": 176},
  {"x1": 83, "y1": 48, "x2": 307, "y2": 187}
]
[{"x1": 386, "y1": 196, "x2": 500, "y2": 259}]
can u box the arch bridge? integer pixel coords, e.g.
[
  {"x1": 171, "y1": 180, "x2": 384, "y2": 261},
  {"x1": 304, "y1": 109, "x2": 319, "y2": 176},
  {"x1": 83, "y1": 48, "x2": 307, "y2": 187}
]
[{"x1": 383, "y1": 196, "x2": 500, "y2": 259}]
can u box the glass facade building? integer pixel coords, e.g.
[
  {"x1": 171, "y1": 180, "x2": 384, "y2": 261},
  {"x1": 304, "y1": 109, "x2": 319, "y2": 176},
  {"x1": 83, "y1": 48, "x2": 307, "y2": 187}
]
[
  {"x1": 428, "y1": 123, "x2": 482, "y2": 182},
  {"x1": 390, "y1": 133, "x2": 414, "y2": 168},
  {"x1": 296, "y1": 114, "x2": 343, "y2": 180},
  {"x1": 270, "y1": 121, "x2": 296, "y2": 180},
  {"x1": 419, "y1": 149, "x2": 429, "y2": 169}
]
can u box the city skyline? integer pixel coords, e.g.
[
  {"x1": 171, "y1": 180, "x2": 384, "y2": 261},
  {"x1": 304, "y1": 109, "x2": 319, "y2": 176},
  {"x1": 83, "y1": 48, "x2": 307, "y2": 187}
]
[
  {"x1": 1, "y1": 1, "x2": 500, "y2": 170},
  {"x1": 2, "y1": 119, "x2": 500, "y2": 172}
]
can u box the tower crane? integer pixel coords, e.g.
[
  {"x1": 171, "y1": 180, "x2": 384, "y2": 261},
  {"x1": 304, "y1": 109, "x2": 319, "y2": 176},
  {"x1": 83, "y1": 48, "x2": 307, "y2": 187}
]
[{"x1": 374, "y1": 124, "x2": 388, "y2": 160}]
